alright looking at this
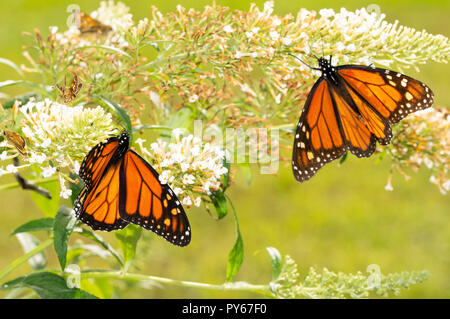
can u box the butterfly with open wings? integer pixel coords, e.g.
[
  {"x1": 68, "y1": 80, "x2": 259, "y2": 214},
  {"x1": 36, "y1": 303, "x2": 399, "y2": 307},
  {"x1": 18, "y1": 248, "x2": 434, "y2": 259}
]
[
  {"x1": 74, "y1": 131, "x2": 191, "y2": 247},
  {"x1": 292, "y1": 56, "x2": 434, "y2": 182}
]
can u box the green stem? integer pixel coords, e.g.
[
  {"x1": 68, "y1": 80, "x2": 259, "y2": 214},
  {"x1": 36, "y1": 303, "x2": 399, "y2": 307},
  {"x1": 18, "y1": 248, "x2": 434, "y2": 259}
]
[
  {"x1": 80, "y1": 271, "x2": 272, "y2": 296},
  {"x1": 0, "y1": 176, "x2": 59, "y2": 191},
  {"x1": 0, "y1": 238, "x2": 53, "y2": 282},
  {"x1": 138, "y1": 49, "x2": 222, "y2": 71}
]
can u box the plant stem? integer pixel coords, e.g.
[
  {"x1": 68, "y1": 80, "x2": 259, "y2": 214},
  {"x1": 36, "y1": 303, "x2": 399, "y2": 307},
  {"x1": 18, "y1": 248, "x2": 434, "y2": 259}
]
[
  {"x1": 0, "y1": 176, "x2": 59, "y2": 191},
  {"x1": 138, "y1": 49, "x2": 222, "y2": 71},
  {"x1": 80, "y1": 271, "x2": 273, "y2": 296},
  {"x1": 0, "y1": 238, "x2": 53, "y2": 282}
]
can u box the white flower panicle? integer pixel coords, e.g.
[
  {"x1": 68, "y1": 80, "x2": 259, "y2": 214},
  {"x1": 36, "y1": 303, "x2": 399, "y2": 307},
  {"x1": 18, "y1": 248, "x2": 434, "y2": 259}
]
[
  {"x1": 386, "y1": 108, "x2": 449, "y2": 194},
  {"x1": 90, "y1": 0, "x2": 134, "y2": 32},
  {"x1": 50, "y1": 1, "x2": 133, "y2": 48},
  {"x1": 0, "y1": 98, "x2": 117, "y2": 197},
  {"x1": 135, "y1": 134, "x2": 228, "y2": 208}
]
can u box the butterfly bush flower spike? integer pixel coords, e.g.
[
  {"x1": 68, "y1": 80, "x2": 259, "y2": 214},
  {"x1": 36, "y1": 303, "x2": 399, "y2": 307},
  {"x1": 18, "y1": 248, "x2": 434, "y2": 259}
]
[
  {"x1": 135, "y1": 134, "x2": 228, "y2": 208},
  {"x1": 14, "y1": 98, "x2": 116, "y2": 196}
]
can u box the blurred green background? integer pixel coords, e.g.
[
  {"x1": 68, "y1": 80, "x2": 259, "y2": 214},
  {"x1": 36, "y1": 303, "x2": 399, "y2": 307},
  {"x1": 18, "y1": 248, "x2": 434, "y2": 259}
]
[{"x1": 0, "y1": 0, "x2": 448, "y2": 299}]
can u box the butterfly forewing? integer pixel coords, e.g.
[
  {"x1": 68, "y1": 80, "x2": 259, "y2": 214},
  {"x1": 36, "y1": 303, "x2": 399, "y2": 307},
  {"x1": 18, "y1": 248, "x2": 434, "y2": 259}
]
[
  {"x1": 292, "y1": 58, "x2": 433, "y2": 182},
  {"x1": 75, "y1": 161, "x2": 129, "y2": 231},
  {"x1": 118, "y1": 150, "x2": 191, "y2": 247},
  {"x1": 292, "y1": 79, "x2": 347, "y2": 182}
]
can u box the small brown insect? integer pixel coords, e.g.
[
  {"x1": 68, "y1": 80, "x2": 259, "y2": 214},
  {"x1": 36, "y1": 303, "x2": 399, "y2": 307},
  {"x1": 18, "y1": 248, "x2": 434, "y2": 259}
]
[
  {"x1": 75, "y1": 11, "x2": 112, "y2": 35},
  {"x1": 3, "y1": 129, "x2": 27, "y2": 156},
  {"x1": 56, "y1": 73, "x2": 83, "y2": 103}
]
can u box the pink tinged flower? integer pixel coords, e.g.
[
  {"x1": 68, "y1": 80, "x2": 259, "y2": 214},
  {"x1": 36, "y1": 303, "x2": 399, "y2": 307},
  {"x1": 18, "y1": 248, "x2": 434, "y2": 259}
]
[
  {"x1": 188, "y1": 94, "x2": 199, "y2": 103},
  {"x1": 173, "y1": 187, "x2": 183, "y2": 195},
  {"x1": 194, "y1": 197, "x2": 201, "y2": 207},
  {"x1": 182, "y1": 174, "x2": 195, "y2": 185},
  {"x1": 6, "y1": 164, "x2": 18, "y2": 174},
  {"x1": 41, "y1": 166, "x2": 57, "y2": 178},
  {"x1": 223, "y1": 25, "x2": 235, "y2": 33},
  {"x1": 60, "y1": 188, "x2": 72, "y2": 199},
  {"x1": 182, "y1": 196, "x2": 193, "y2": 206},
  {"x1": 181, "y1": 162, "x2": 190, "y2": 172},
  {"x1": 159, "y1": 170, "x2": 171, "y2": 184},
  {"x1": 269, "y1": 30, "x2": 280, "y2": 41}
]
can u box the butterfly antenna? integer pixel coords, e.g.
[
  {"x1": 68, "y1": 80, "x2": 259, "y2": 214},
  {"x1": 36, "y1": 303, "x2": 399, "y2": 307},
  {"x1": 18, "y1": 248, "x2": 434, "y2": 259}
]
[{"x1": 288, "y1": 53, "x2": 320, "y2": 70}]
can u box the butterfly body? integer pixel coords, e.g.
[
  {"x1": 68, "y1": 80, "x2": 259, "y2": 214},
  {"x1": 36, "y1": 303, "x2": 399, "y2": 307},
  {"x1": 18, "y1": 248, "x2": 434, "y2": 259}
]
[
  {"x1": 75, "y1": 131, "x2": 191, "y2": 246},
  {"x1": 292, "y1": 56, "x2": 434, "y2": 182},
  {"x1": 56, "y1": 74, "x2": 82, "y2": 104}
]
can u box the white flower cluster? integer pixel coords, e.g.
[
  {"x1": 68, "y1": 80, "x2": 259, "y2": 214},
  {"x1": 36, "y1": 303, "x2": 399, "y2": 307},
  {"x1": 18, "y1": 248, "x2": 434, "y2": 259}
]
[
  {"x1": 135, "y1": 132, "x2": 228, "y2": 208},
  {"x1": 242, "y1": 1, "x2": 448, "y2": 71},
  {"x1": 19, "y1": 98, "x2": 116, "y2": 170},
  {"x1": 409, "y1": 108, "x2": 449, "y2": 194},
  {"x1": 0, "y1": 98, "x2": 116, "y2": 197},
  {"x1": 386, "y1": 108, "x2": 449, "y2": 194},
  {"x1": 91, "y1": 0, "x2": 134, "y2": 32},
  {"x1": 51, "y1": 1, "x2": 133, "y2": 48}
]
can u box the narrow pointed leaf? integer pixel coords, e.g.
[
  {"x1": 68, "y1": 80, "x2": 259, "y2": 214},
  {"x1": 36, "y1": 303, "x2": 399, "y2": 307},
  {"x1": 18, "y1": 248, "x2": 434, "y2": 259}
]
[
  {"x1": 2, "y1": 272, "x2": 98, "y2": 299},
  {"x1": 53, "y1": 206, "x2": 77, "y2": 270},
  {"x1": 11, "y1": 218, "x2": 54, "y2": 235}
]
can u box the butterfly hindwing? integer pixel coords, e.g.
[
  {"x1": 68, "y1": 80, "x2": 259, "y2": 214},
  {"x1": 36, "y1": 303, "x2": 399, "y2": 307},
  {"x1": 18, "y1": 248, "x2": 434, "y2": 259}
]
[
  {"x1": 75, "y1": 160, "x2": 129, "y2": 231},
  {"x1": 337, "y1": 65, "x2": 434, "y2": 125},
  {"x1": 118, "y1": 150, "x2": 191, "y2": 247}
]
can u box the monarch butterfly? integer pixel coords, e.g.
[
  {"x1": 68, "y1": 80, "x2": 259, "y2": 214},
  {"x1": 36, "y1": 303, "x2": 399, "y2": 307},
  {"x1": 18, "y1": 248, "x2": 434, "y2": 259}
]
[
  {"x1": 292, "y1": 56, "x2": 434, "y2": 182},
  {"x1": 74, "y1": 131, "x2": 191, "y2": 247}
]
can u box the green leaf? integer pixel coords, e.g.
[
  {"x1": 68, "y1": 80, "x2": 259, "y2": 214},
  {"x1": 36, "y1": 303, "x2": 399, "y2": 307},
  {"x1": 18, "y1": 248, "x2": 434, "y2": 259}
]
[
  {"x1": 222, "y1": 159, "x2": 231, "y2": 192},
  {"x1": 78, "y1": 45, "x2": 132, "y2": 59},
  {"x1": 210, "y1": 190, "x2": 228, "y2": 219},
  {"x1": 239, "y1": 163, "x2": 252, "y2": 186},
  {"x1": 115, "y1": 224, "x2": 142, "y2": 272},
  {"x1": 339, "y1": 151, "x2": 348, "y2": 165},
  {"x1": 0, "y1": 57, "x2": 24, "y2": 76},
  {"x1": 69, "y1": 173, "x2": 84, "y2": 205},
  {"x1": 1, "y1": 272, "x2": 98, "y2": 299},
  {"x1": 29, "y1": 179, "x2": 60, "y2": 217},
  {"x1": 0, "y1": 80, "x2": 48, "y2": 95},
  {"x1": 15, "y1": 233, "x2": 47, "y2": 271},
  {"x1": 132, "y1": 124, "x2": 171, "y2": 134},
  {"x1": 266, "y1": 247, "x2": 282, "y2": 281},
  {"x1": 161, "y1": 107, "x2": 193, "y2": 138},
  {"x1": 53, "y1": 206, "x2": 77, "y2": 270},
  {"x1": 225, "y1": 197, "x2": 244, "y2": 282},
  {"x1": 11, "y1": 217, "x2": 54, "y2": 235},
  {"x1": 2, "y1": 93, "x2": 38, "y2": 109},
  {"x1": 93, "y1": 95, "x2": 132, "y2": 135}
]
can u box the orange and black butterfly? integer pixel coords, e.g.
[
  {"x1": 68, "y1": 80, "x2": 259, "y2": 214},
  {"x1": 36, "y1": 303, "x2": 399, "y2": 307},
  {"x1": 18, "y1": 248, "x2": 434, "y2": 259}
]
[
  {"x1": 74, "y1": 131, "x2": 191, "y2": 246},
  {"x1": 292, "y1": 56, "x2": 434, "y2": 182},
  {"x1": 56, "y1": 73, "x2": 82, "y2": 104}
]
